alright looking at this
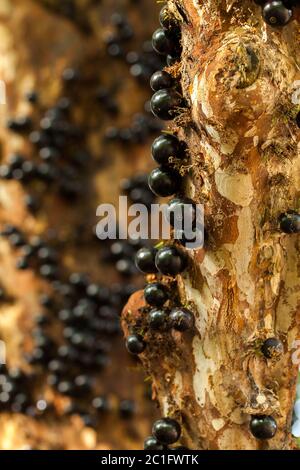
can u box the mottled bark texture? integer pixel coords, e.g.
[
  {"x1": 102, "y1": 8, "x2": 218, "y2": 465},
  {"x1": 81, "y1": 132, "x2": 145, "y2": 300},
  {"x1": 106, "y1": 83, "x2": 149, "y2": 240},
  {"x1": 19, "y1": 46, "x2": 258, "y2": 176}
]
[
  {"x1": 0, "y1": 0, "x2": 158, "y2": 450},
  {"x1": 123, "y1": 0, "x2": 300, "y2": 450}
]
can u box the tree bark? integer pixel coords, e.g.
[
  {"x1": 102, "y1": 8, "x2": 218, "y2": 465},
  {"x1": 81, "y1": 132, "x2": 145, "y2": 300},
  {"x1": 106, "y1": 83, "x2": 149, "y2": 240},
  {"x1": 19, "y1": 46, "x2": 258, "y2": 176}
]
[{"x1": 122, "y1": 0, "x2": 300, "y2": 450}]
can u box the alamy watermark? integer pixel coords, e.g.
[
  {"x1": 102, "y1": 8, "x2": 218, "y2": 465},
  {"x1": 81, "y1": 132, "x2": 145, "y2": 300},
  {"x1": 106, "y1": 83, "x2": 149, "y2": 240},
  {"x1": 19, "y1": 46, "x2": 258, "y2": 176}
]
[{"x1": 95, "y1": 196, "x2": 204, "y2": 249}]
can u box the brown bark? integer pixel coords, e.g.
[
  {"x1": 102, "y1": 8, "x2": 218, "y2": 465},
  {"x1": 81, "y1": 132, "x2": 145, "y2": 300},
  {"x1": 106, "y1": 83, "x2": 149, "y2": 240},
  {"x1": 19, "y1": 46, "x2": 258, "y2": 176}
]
[
  {"x1": 0, "y1": 0, "x2": 158, "y2": 450},
  {"x1": 122, "y1": 0, "x2": 300, "y2": 450}
]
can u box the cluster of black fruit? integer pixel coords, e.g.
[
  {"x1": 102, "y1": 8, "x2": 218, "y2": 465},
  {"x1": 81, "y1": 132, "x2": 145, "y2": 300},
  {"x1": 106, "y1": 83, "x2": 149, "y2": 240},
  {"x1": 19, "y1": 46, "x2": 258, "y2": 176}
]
[
  {"x1": 0, "y1": 69, "x2": 95, "y2": 208},
  {"x1": 0, "y1": 223, "x2": 140, "y2": 427},
  {"x1": 144, "y1": 417, "x2": 183, "y2": 450},
  {"x1": 106, "y1": 12, "x2": 165, "y2": 82},
  {"x1": 126, "y1": 242, "x2": 192, "y2": 355},
  {"x1": 0, "y1": 50, "x2": 152, "y2": 429},
  {"x1": 150, "y1": 6, "x2": 184, "y2": 121},
  {"x1": 0, "y1": 363, "x2": 52, "y2": 417},
  {"x1": 254, "y1": 0, "x2": 299, "y2": 26},
  {"x1": 103, "y1": 13, "x2": 164, "y2": 145}
]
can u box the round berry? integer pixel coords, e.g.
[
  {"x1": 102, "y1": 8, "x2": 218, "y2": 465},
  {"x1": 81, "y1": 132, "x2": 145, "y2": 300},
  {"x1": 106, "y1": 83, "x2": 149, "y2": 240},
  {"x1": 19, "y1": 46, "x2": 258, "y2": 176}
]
[
  {"x1": 167, "y1": 197, "x2": 196, "y2": 228},
  {"x1": 279, "y1": 212, "x2": 300, "y2": 233},
  {"x1": 170, "y1": 307, "x2": 194, "y2": 331},
  {"x1": 144, "y1": 282, "x2": 168, "y2": 307},
  {"x1": 152, "y1": 28, "x2": 176, "y2": 56},
  {"x1": 262, "y1": 1, "x2": 292, "y2": 26},
  {"x1": 250, "y1": 415, "x2": 277, "y2": 440},
  {"x1": 148, "y1": 308, "x2": 169, "y2": 331},
  {"x1": 135, "y1": 247, "x2": 157, "y2": 274},
  {"x1": 152, "y1": 417, "x2": 181, "y2": 445},
  {"x1": 148, "y1": 167, "x2": 181, "y2": 197},
  {"x1": 151, "y1": 89, "x2": 183, "y2": 121},
  {"x1": 150, "y1": 71, "x2": 174, "y2": 92},
  {"x1": 261, "y1": 337, "x2": 283, "y2": 359},
  {"x1": 126, "y1": 334, "x2": 146, "y2": 355},
  {"x1": 144, "y1": 435, "x2": 165, "y2": 450},
  {"x1": 175, "y1": 227, "x2": 203, "y2": 248},
  {"x1": 151, "y1": 134, "x2": 184, "y2": 166},
  {"x1": 155, "y1": 246, "x2": 187, "y2": 276}
]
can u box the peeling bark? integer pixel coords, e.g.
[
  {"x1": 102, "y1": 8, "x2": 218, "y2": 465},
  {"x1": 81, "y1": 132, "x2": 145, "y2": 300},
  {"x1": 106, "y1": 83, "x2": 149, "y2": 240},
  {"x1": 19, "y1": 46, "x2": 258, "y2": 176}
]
[{"x1": 122, "y1": 0, "x2": 300, "y2": 450}]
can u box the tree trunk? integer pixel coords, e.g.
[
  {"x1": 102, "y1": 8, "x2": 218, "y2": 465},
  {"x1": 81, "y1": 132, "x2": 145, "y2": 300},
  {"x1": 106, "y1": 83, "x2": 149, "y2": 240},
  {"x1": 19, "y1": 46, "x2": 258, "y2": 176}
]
[
  {"x1": 0, "y1": 0, "x2": 159, "y2": 450},
  {"x1": 122, "y1": 0, "x2": 300, "y2": 450}
]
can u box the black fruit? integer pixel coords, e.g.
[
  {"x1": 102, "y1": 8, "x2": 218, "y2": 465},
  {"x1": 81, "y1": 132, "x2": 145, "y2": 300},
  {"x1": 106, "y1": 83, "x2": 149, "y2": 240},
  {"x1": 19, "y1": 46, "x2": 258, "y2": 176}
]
[
  {"x1": 135, "y1": 247, "x2": 157, "y2": 274},
  {"x1": 279, "y1": 212, "x2": 300, "y2": 233},
  {"x1": 152, "y1": 417, "x2": 181, "y2": 445},
  {"x1": 250, "y1": 415, "x2": 277, "y2": 439},
  {"x1": 155, "y1": 246, "x2": 187, "y2": 276},
  {"x1": 262, "y1": 1, "x2": 292, "y2": 26},
  {"x1": 144, "y1": 282, "x2": 168, "y2": 307},
  {"x1": 148, "y1": 308, "x2": 169, "y2": 331},
  {"x1": 261, "y1": 337, "x2": 284, "y2": 359},
  {"x1": 152, "y1": 28, "x2": 176, "y2": 56},
  {"x1": 144, "y1": 435, "x2": 165, "y2": 450},
  {"x1": 151, "y1": 134, "x2": 184, "y2": 165},
  {"x1": 126, "y1": 334, "x2": 146, "y2": 355},
  {"x1": 170, "y1": 307, "x2": 195, "y2": 331},
  {"x1": 150, "y1": 71, "x2": 174, "y2": 91},
  {"x1": 151, "y1": 89, "x2": 183, "y2": 121},
  {"x1": 167, "y1": 197, "x2": 196, "y2": 228},
  {"x1": 148, "y1": 167, "x2": 181, "y2": 197}
]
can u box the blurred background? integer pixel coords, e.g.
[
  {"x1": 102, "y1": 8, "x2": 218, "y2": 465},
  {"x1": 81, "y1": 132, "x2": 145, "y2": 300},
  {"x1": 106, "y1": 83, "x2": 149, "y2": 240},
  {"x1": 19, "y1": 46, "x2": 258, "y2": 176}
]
[
  {"x1": 0, "y1": 0, "x2": 299, "y2": 451},
  {"x1": 0, "y1": 0, "x2": 165, "y2": 450}
]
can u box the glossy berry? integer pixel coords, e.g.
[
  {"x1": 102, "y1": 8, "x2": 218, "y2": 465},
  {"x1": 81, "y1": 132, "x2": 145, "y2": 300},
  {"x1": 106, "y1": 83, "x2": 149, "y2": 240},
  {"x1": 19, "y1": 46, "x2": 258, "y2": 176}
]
[
  {"x1": 250, "y1": 415, "x2": 277, "y2": 439},
  {"x1": 150, "y1": 71, "x2": 174, "y2": 92},
  {"x1": 151, "y1": 134, "x2": 184, "y2": 165},
  {"x1": 144, "y1": 282, "x2": 168, "y2": 307},
  {"x1": 155, "y1": 246, "x2": 187, "y2": 276},
  {"x1": 170, "y1": 307, "x2": 194, "y2": 331},
  {"x1": 126, "y1": 334, "x2": 146, "y2": 355},
  {"x1": 279, "y1": 212, "x2": 300, "y2": 233},
  {"x1": 167, "y1": 197, "x2": 196, "y2": 228},
  {"x1": 135, "y1": 247, "x2": 157, "y2": 274},
  {"x1": 175, "y1": 227, "x2": 203, "y2": 248},
  {"x1": 262, "y1": 1, "x2": 292, "y2": 26},
  {"x1": 152, "y1": 417, "x2": 181, "y2": 445},
  {"x1": 148, "y1": 167, "x2": 181, "y2": 197},
  {"x1": 144, "y1": 435, "x2": 165, "y2": 450},
  {"x1": 261, "y1": 337, "x2": 284, "y2": 359},
  {"x1": 151, "y1": 89, "x2": 183, "y2": 121},
  {"x1": 148, "y1": 308, "x2": 169, "y2": 331},
  {"x1": 152, "y1": 28, "x2": 176, "y2": 56}
]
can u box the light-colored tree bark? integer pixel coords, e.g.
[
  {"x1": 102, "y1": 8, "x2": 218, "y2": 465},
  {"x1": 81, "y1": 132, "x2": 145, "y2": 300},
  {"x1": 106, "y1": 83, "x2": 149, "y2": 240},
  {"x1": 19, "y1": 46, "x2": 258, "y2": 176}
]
[{"x1": 123, "y1": 0, "x2": 300, "y2": 450}]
